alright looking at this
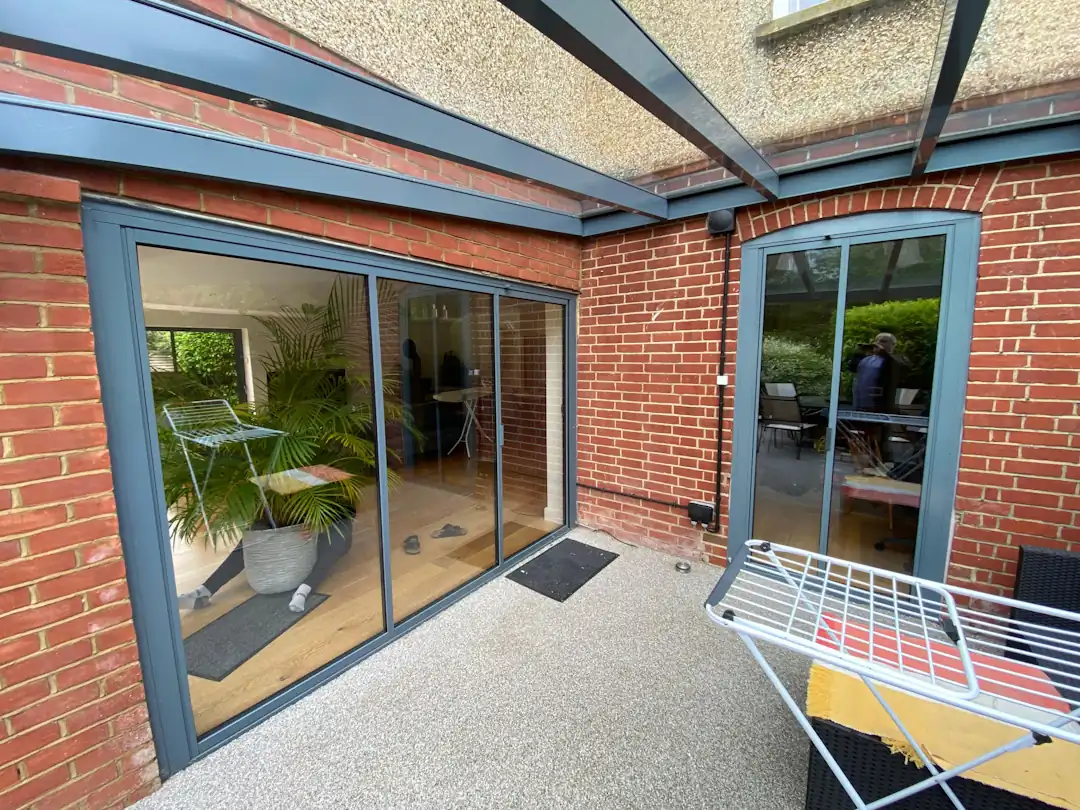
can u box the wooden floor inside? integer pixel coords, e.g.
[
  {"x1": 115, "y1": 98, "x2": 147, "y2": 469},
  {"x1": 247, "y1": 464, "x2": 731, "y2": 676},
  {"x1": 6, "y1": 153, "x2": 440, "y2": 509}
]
[
  {"x1": 753, "y1": 498, "x2": 915, "y2": 574},
  {"x1": 172, "y1": 457, "x2": 560, "y2": 736},
  {"x1": 751, "y1": 443, "x2": 916, "y2": 575}
]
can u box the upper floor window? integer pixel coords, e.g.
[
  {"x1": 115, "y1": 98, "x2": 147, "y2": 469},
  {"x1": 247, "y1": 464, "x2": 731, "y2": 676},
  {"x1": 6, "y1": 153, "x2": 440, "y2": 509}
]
[{"x1": 772, "y1": 0, "x2": 830, "y2": 17}]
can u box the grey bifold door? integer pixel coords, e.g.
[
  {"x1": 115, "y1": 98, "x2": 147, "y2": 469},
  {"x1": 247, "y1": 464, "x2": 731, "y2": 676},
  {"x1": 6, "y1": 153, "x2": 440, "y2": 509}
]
[
  {"x1": 82, "y1": 201, "x2": 574, "y2": 776},
  {"x1": 730, "y1": 212, "x2": 980, "y2": 583}
]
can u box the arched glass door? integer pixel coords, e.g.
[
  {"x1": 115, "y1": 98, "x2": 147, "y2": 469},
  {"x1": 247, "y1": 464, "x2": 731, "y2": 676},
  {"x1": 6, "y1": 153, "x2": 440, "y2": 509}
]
[{"x1": 731, "y1": 212, "x2": 980, "y2": 582}]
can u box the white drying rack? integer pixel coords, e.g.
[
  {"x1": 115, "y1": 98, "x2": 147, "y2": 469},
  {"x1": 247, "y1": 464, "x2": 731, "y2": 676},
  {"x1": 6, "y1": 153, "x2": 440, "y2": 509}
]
[
  {"x1": 705, "y1": 540, "x2": 1080, "y2": 810},
  {"x1": 163, "y1": 400, "x2": 285, "y2": 541}
]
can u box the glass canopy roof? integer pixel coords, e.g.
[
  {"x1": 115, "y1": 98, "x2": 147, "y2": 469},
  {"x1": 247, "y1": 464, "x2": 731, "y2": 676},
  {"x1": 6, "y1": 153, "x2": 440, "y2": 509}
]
[
  {"x1": 239, "y1": 0, "x2": 707, "y2": 180},
  {"x1": 186, "y1": 0, "x2": 1080, "y2": 213},
  {"x1": 625, "y1": 0, "x2": 942, "y2": 156},
  {"x1": 946, "y1": 0, "x2": 1080, "y2": 139}
]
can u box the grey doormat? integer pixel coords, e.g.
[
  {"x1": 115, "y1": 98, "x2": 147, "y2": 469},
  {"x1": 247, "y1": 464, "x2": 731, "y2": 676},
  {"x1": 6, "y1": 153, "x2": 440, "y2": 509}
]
[
  {"x1": 506, "y1": 538, "x2": 618, "y2": 602},
  {"x1": 184, "y1": 592, "x2": 329, "y2": 682}
]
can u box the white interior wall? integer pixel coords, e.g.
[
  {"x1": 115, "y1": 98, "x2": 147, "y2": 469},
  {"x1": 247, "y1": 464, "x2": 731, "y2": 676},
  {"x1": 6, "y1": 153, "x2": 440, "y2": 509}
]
[
  {"x1": 544, "y1": 305, "x2": 565, "y2": 524},
  {"x1": 137, "y1": 246, "x2": 339, "y2": 405}
]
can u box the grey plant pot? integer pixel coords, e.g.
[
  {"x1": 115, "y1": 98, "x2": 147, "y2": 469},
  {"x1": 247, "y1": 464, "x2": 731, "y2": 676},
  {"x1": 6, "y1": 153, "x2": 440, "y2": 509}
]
[{"x1": 241, "y1": 523, "x2": 317, "y2": 595}]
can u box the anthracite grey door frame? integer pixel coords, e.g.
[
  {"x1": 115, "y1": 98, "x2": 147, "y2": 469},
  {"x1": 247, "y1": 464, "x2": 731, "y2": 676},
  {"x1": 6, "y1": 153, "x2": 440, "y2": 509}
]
[
  {"x1": 82, "y1": 198, "x2": 577, "y2": 777},
  {"x1": 729, "y1": 210, "x2": 979, "y2": 584}
]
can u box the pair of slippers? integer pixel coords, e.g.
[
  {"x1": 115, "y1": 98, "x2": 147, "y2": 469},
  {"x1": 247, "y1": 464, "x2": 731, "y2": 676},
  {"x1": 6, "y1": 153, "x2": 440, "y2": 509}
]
[
  {"x1": 403, "y1": 524, "x2": 467, "y2": 555},
  {"x1": 432, "y1": 524, "x2": 466, "y2": 539}
]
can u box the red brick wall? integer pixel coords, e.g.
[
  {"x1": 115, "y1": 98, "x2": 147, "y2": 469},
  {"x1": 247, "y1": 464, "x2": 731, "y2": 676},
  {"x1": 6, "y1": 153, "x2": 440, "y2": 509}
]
[
  {"x1": 0, "y1": 170, "x2": 157, "y2": 810},
  {"x1": 0, "y1": 154, "x2": 575, "y2": 808},
  {"x1": 578, "y1": 221, "x2": 729, "y2": 556},
  {"x1": 948, "y1": 160, "x2": 1080, "y2": 595},
  {"x1": 9, "y1": 159, "x2": 579, "y2": 292},
  {"x1": 579, "y1": 158, "x2": 1080, "y2": 597},
  {"x1": 0, "y1": 37, "x2": 578, "y2": 800},
  {"x1": 499, "y1": 299, "x2": 553, "y2": 483},
  {"x1": 0, "y1": 0, "x2": 582, "y2": 216}
]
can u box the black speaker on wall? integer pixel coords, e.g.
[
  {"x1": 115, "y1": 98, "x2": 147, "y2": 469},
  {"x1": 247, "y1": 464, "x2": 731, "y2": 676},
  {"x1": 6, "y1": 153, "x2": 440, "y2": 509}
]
[{"x1": 706, "y1": 209, "x2": 735, "y2": 236}]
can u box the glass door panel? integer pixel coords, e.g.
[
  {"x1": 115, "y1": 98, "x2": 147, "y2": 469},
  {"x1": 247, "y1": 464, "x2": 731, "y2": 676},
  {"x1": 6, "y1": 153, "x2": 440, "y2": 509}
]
[
  {"x1": 498, "y1": 297, "x2": 566, "y2": 557},
  {"x1": 751, "y1": 246, "x2": 841, "y2": 553},
  {"x1": 824, "y1": 236, "x2": 946, "y2": 574},
  {"x1": 138, "y1": 247, "x2": 385, "y2": 737},
  {"x1": 377, "y1": 281, "x2": 497, "y2": 622}
]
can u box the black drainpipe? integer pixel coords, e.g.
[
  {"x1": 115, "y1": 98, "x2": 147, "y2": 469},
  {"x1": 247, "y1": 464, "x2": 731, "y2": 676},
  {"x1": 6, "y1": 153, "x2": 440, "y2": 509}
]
[{"x1": 706, "y1": 231, "x2": 733, "y2": 534}]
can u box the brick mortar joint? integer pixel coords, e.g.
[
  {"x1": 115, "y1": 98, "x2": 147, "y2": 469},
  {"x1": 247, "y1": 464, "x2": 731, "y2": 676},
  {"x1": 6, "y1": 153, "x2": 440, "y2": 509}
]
[
  {"x1": 1, "y1": 545, "x2": 125, "y2": 580},
  {"x1": 0, "y1": 642, "x2": 140, "y2": 694},
  {"x1": 0, "y1": 191, "x2": 79, "y2": 206},
  {"x1": 1, "y1": 669, "x2": 144, "y2": 718}
]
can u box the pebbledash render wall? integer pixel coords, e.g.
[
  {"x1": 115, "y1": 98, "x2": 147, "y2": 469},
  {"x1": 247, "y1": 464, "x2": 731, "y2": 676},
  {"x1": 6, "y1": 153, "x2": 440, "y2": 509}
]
[{"x1": 578, "y1": 156, "x2": 1080, "y2": 599}]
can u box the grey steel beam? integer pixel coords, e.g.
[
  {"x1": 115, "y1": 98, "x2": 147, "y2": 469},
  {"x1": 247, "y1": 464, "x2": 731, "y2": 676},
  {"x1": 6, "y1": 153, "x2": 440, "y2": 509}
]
[
  {"x1": 880, "y1": 239, "x2": 904, "y2": 295},
  {"x1": 582, "y1": 120, "x2": 1080, "y2": 236},
  {"x1": 0, "y1": 0, "x2": 667, "y2": 218},
  {"x1": 0, "y1": 95, "x2": 584, "y2": 236},
  {"x1": 496, "y1": 0, "x2": 780, "y2": 200},
  {"x1": 910, "y1": 0, "x2": 991, "y2": 176}
]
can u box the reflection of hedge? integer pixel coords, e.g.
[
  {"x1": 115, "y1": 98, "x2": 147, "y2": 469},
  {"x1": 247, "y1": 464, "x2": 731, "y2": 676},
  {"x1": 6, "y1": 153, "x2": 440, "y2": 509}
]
[
  {"x1": 148, "y1": 331, "x2": 239, "y2": 402},
  {"x1": 841, "y1": 298, "x2": 940, "y2": 390},
  {"x1": 761, "y1": 297, "x2": 941, "y2": 398},
  {"x1": 760, "y1": 335, "x2": 833, "y2": 396},
  {"x1": 174, "y1": 331, "x2": 235, "y2": 381}
]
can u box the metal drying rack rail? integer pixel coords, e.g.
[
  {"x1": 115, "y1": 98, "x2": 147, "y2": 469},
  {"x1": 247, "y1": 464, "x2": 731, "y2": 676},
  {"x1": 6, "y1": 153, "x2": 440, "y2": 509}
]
[
  {"x1": 705, "y1": 540, "x2": 1080, "y2": 810},
  {"x1": 163, "y1": 400, "x2": 286, "y2": 540}
]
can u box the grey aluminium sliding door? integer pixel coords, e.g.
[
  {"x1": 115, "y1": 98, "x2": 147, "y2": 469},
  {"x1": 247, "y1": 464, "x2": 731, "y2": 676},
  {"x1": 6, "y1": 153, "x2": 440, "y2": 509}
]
[{"x1": 82, "y1": 200, "x2": 575, "y2": 776}]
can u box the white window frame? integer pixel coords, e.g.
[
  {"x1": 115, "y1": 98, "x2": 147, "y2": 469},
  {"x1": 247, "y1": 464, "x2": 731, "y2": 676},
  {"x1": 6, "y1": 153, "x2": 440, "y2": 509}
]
[{"x1": 772, "y1": 0, "x2": 830, "y2": 18}]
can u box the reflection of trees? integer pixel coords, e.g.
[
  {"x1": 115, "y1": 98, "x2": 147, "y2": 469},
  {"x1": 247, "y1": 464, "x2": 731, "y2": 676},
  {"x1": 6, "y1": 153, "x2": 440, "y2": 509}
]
[
  {"x1": 761, "y1": 297, "x2": 941, "y2": 398},
  {"x1": 760, "y1": 238, "x2": 945, "y2": 399},
  {"x1": 760, "y1": 335, "x2": 833, "y2": 396}
]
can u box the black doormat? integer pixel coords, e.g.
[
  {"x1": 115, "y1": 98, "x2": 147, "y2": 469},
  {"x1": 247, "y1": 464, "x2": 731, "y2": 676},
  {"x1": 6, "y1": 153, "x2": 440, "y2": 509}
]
[
  {"x1": 183, "y1": 591, "x2": 329, "y2": 682},
  {"x1": 506, "y1": 538, "x2": 618, "y2": 602}
]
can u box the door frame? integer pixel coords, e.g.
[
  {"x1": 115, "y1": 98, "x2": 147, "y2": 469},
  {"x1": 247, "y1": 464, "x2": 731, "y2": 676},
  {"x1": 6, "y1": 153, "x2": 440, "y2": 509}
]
[
  {"x1": 82, "y1": 199, "x2": 577, "y2": 777},
  {"x1": 728, "y1": 209, "x2": 980, "y2": 582}
]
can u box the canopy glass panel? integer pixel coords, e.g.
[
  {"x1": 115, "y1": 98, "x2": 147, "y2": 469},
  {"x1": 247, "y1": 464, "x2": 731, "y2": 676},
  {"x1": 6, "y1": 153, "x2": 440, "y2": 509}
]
[{"x1": 237, "y1": 0, "x2": 707, "y2": 182}]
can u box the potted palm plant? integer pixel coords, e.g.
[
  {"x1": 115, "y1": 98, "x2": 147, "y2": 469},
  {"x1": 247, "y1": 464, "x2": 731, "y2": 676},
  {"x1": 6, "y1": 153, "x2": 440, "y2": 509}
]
[{"x1": 154, "y1": 275, "x2": 402, "y2": 594}]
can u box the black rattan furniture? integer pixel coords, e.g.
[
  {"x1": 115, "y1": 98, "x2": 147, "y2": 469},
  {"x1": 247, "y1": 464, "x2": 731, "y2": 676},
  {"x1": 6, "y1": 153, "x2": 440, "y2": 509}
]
[
  {"x1": 805, "y1": 718, "x2": 1056, "y2": 810},
  {"x1": 1011, "y1": 545, "x2": 1080, "y2": 613},
  {"x1": 1006, "y1": 545, "x2": 1080, "y2": 704}
]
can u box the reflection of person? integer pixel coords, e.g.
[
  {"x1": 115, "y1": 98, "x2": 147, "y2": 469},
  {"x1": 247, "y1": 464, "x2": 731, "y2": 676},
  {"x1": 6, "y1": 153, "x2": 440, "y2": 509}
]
[
  {"x1": 401, "y1": 339, "x2": 422, "y2": 464},
  {"x1": 178, "y1": 525, "x2": 353, "y2": 613},
  {"x1": 849, "y1": 332, "x2": 898, "y2": 412},
  {"x1": 401, "y1": 339, "x2": 422, "y2": 402}
]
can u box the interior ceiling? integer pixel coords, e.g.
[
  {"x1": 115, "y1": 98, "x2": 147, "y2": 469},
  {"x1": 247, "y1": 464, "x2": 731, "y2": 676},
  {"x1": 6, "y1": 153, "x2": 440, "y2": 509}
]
[{"x1": 138, "y1": 246, "x2": 335, "y2": 314}]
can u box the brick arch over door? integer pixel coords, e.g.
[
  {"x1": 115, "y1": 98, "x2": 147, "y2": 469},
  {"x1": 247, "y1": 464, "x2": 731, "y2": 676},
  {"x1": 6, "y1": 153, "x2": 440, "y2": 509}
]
[
  {"x1": 577, "y1": 156, "x2": 1080, "y2": 598},
  {"x1": 737, "y1": 167, "x2": 998, "y2": 242}
]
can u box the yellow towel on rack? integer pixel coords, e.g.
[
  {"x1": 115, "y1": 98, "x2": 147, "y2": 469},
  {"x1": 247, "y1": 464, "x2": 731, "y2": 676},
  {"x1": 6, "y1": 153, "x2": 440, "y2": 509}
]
[{"x1": 806, "y1": 661, "x2": 1080, "y2": 809}]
